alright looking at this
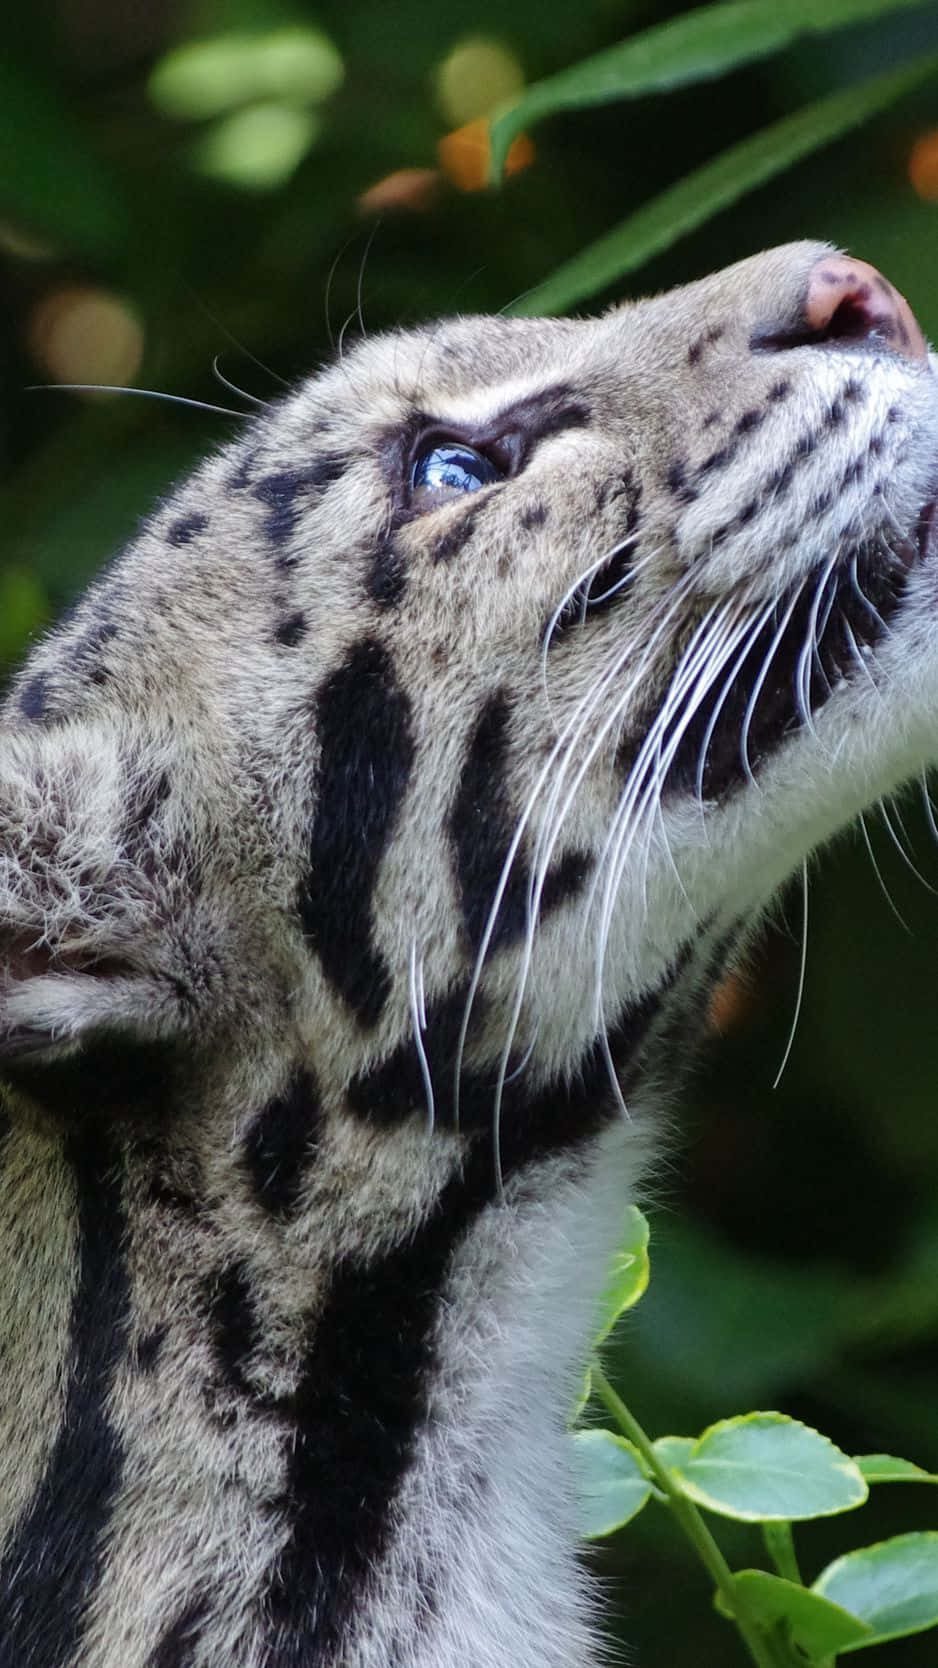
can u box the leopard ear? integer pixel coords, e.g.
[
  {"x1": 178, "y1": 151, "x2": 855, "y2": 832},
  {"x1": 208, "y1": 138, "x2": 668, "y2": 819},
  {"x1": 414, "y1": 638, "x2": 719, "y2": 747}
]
[{"x1": 0, "y1": 718, "x2": 210, "y2": 1062}]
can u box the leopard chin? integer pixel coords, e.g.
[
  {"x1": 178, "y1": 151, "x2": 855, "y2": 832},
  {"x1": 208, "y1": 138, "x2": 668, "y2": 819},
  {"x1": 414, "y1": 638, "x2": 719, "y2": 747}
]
[{"x1": 0, "y1": 241, "x2": 937, "y2": 1668}]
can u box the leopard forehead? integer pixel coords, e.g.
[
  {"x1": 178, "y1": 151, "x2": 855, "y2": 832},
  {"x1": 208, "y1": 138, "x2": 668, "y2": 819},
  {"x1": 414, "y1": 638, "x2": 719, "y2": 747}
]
[{"x1": 5, "y1": 237, "x2": 938, "y2": 1107}]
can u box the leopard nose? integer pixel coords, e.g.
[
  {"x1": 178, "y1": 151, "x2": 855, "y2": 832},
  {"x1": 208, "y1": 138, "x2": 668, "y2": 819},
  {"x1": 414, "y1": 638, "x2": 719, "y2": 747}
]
[{"x1": 802, "y1": 254, "x2": 927, "y2": 361}]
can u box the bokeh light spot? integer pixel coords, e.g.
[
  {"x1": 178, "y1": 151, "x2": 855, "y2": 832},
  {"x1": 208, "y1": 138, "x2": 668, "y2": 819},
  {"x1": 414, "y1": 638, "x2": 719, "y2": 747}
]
[
  {"x1": 27, "y1": 286, "x2": 144, "y2": 391},
  {"x1": 438, "y1": 119, "x2": 534, "y2": 192},
  {"x1": 149, "y1": 28, "x2": 343, "y2": 122},
  {"x1": 908, "y1": 130, "x2": 938, "y2": 202},
  {"x1": 192, "y1": 104, "x2": 320, "y2": 191},
  {"x1": 358, "y1": 168, "x2": 441, "y2": 214},
  {"x1": 435, "y1": 38, "x2": 524, "y2": 127}
]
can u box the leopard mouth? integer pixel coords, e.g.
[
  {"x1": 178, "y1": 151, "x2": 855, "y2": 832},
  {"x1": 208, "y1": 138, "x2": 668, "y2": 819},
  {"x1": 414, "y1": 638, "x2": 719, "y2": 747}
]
[{"x1": 664, "y1": 514, "x2": 929, "y2": 801}]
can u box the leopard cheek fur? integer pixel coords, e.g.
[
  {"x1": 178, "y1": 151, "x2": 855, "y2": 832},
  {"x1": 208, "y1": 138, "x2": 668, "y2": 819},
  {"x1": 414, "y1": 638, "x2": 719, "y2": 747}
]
[{"x1": 1, "y1": 239, "x2": 937, "y2": 1667}]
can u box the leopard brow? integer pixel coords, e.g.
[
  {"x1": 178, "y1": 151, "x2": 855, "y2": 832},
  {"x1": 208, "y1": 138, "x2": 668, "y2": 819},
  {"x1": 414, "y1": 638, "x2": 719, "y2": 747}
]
[{"x1": 395, "y1": 382, "x2": 592, "y2": 479}]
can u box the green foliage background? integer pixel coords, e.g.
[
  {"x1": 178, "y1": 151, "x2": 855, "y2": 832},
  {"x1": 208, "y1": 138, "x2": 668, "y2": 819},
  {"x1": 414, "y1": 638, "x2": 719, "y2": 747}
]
[{"x1": 3, "y1": 2, "x2": 938, "y2": 1662}]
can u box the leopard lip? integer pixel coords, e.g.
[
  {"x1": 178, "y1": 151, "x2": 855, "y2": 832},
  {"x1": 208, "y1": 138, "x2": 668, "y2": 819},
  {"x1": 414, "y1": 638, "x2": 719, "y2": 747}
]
[{"x1": 661, "y1": 536, "x2": 916, "y2": 802}]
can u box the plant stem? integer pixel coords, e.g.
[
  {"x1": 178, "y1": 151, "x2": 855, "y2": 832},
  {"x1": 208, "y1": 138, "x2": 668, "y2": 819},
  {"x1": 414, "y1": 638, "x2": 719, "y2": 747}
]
[
  {"x1": 591, "y1": 1365, "x2": 795, "y2": 1668},
  {"x1": 762, "y1": 1522, "x2": 802, "y2": 1585}
]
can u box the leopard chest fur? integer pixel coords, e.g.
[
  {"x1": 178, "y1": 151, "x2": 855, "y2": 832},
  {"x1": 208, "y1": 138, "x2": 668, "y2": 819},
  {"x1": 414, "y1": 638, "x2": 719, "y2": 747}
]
[{"x1": 1, "y1": 240, "x2": 938, "y2": 1668}]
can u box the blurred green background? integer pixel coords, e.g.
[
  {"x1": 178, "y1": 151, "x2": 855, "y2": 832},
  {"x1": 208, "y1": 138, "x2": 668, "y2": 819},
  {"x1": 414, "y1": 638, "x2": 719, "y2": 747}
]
[{"x1": 3, "y1": 1, "x2": 938, "y2": 1662}]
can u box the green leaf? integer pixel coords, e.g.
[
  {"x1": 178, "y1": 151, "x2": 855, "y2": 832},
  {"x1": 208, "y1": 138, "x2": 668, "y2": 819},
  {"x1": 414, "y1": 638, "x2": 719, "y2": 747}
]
[
  {"x1": 490, "y1": 0, "x2": 938, "y2": 176},
  {"x1": 856, "y1": 1453, "x2": 938, "y2": 1484},
  {"x1": 671, "y1": 1413, "x2": 868, "y2": 1522},
  {"x1": 570, "y1": 1429, "x2": 653, "y2": 1538},
  {"x1": 509, "y1": 53, "x2": 938, "y2": 316},
  {"x1": 814, "y1": 1533, "x2": 938, "y2": 1650},
  {"x1": 716, "y1": 1570, "x2": 872, "y2": 1656},
  {"x1": 594, "y1": 1205, "x2": 650, "y2": 1343},
  {"x1": 653, "y1": 1434, "x2": 696, "y2": 1473}
]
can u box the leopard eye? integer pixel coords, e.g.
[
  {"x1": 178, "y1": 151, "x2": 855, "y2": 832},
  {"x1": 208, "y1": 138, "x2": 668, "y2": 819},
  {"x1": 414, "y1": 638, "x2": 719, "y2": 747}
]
[{"x1": 411, "y1": 442, "x2": 501, "y2": 508}]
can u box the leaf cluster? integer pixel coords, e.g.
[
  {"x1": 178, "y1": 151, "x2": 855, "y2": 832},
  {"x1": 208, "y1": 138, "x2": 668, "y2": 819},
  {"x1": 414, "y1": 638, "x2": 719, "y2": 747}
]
[{"x1": 575, "y1": 1211, "x2": 938, "y2": 1667}]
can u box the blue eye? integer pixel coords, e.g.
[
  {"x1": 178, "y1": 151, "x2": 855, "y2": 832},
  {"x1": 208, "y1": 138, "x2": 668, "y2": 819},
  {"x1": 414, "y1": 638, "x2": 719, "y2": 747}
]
[{"x1": 411, "y1": 443, "x2": 501, "y2": 504}]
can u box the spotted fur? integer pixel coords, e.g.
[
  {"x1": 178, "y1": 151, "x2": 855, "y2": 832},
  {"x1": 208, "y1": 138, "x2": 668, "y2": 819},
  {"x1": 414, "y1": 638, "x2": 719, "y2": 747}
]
[{"x1": 2, "y1": 241, "x2": 938, "y2": 1667}]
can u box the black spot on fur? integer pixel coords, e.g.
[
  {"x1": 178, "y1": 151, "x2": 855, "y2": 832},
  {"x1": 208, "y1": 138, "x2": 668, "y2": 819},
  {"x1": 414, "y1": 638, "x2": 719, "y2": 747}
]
[
  {"x1": 275, "y1": 610, "x2": 308, "y2": 648},
  {"x1": 520, "y1": 502, "x2": 549, "y2": 531},
  {"x1": 698, "y1": 444, "x2": 732, "y2": 478},
  {"x1": 72, "y1": 617, "x2": 119, "y2": 687},
  {"x1": 230, "y1": 451, "x2": 257, "y2": 489},
  {"x1": 298, "y1": 639, "x2": 415, "y2": 1027},
  {"x1": 244, "y1": 1068, "x2": 323, "y2": 1216},
  {"x1": 367, "y1": 533, "x2": 407, "y2": 607},
  {"x1": 18, "y1": 673, "x2": 49, "y2": 721},
  {"x1": 734, "y1": 408, "x2": 765, "y2": 437},
  {"x1": 167, "y1": 512, "x2": 208, "y2": 547},
  {"x1": 255, "y1": 470, "x2": 310, "y2": 546},
  {"x1": 207, "y1": 1261, "x2": 261, "y2": 1403},
  {"x1": 0, "y1": 1123, "x2": 130, "y2": 1664},
  {"x1": 136, "y1": 1324, "x2": 168, "y2": 1374},
  {"x1": 665, "y1": 460, "x2": 697, "y2": 504},
  {"x1": 541, "y1": 849, "x2": 592, "y2": 912},
  {"x1": 687, "y1": 323, "x2": 725, "y2": 366},
  {"x1": 254, "y1": 457, "x2": 346, "y2": 551},
  {"x1": 146, "y1": 1597, "x2": 211, "y2": 1667}
]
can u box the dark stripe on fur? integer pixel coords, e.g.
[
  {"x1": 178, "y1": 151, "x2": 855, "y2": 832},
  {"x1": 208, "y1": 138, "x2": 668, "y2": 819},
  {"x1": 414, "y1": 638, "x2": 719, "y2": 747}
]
[
  {"x1": 254, "y1": 454, "x2": 346, "y2": 550},
  {"x1": 347, "y1": 975, "x2": 665, "y2": 1138},
  {"x1": 243, "y1": 1068, "x2": 323, "y2": 1217},
  {"x1": 207, "y1": 1261, "x2": 262, "y2": 1405},
  {"x1": 167, "y1": 512, "x2": 208, "y2": 548},
  {"x1": 450, "y1": 693, "x2": 591, "y2": 954},
  {"x1": 257, "y1": 1053, "x2": 612, "y2": 1664},
  {"x1": 0, "y1": 1124, "x2": 129, "y2": 1667},
  {"x1": 475, "y1": 383, "x2": 591, "y2": 469},
  {"x1": 298, "y1": 638, "x2": 415, "y2": 1027}
]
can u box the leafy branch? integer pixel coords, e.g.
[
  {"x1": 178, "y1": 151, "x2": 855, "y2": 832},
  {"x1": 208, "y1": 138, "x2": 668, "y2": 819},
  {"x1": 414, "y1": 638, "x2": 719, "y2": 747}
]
[{"x1": 573, "y1": 1208, "x2": 938, "y2": 1665}]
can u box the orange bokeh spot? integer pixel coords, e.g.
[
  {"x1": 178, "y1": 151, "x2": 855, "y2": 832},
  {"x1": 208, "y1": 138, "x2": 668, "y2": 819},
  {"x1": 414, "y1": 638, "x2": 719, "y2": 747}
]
[
  {"x1": 706, "y1": 968, "x2": 753, "y2": 1036},
  {"x1": 908, "y1": 130, "x2": 938, "y2": 202},
  {"x1": 27, "y1": 285, "x2": 144, "y2": 390},
  {"x1": 437, "y1": 118, "x2": 534, "y2": 192}
]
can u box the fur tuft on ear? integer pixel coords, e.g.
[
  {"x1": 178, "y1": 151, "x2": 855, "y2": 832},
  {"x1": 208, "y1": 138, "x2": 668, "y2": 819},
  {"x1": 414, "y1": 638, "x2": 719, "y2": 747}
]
[{"x1": 0, "y1": 717, "x2": 225, "y2": 1061}]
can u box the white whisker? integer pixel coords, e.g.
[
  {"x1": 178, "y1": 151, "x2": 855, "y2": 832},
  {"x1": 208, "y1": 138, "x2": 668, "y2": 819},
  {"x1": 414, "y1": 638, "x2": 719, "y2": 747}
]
[
  {"x1": 409, "y1": 938, "x2": 435, "y2": 1135},
  {"x1": 773, "y1": 859, "x2": 808, "y2": 1089}
]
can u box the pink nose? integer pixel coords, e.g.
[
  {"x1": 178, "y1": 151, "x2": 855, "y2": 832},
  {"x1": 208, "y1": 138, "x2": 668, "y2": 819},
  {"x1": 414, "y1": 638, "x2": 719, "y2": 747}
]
[{"x1": 803, "y1": 254, "x2": 927, "y2": 362}]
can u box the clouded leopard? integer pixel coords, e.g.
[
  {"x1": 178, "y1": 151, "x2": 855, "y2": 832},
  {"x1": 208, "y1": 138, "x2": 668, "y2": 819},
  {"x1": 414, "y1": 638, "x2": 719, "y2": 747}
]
[{"x1": 0, "y1": 240, "x2": 936, "y2": 1668}]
